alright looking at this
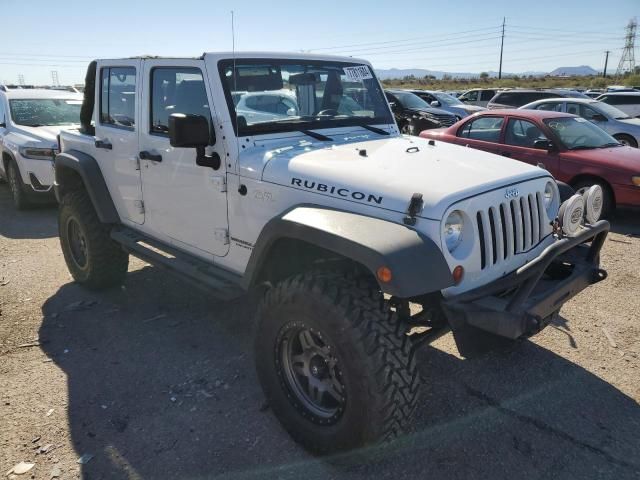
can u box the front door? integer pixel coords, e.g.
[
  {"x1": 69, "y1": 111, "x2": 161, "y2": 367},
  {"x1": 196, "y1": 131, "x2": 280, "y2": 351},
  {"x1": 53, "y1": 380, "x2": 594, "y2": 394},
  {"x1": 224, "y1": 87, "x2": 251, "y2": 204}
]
[
  {"x1": 499, "y1": 117, "x2": 559, "y2": 173},
  {"x1": 138, "y1": 59, "x2": 229, "y2": 258},
  {"x1": 94, "y1": 60, "x2": 144, "y2": 224}
]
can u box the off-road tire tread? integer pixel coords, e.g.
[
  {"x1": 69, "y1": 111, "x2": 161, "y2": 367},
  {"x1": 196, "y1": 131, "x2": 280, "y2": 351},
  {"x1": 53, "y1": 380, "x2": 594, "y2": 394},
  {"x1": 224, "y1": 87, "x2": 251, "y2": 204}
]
[
  {"x1": 59, "y1": 190, "x2": 128, "y2": 289},
  {"x1": 257, "y1": 269, "x2": 420, "y2": 450},
  {"x1": 7, "y1": 160, "x2": 30, "y2": 210}
]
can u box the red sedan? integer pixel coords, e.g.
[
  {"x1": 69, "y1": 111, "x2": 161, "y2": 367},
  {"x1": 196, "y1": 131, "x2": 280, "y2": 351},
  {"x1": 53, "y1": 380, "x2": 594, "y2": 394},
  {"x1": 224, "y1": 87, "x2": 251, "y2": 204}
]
[{"x1": 420, "y1": 109, "x2": 640, "y2": 214}]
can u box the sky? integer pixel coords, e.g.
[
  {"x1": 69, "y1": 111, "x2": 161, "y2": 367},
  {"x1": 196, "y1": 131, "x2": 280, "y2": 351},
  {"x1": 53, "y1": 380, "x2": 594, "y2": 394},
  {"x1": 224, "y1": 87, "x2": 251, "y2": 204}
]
[{"x1": 1, "y1": 0, "x2": 638, "y2": 85}]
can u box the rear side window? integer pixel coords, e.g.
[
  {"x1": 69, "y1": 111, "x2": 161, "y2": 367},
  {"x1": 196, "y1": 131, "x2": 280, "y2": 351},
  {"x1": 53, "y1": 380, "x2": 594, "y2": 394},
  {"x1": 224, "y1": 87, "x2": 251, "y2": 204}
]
[
  {"x1": 150, "y1": 67, "x2": 210, "y2": 135},
  {"x1": 461, "y1": 90, "x2": 479, "y2": 102},
  {"x1": 0, "y1": 97, "x2": 5, "y2": 124},
  {"x1": 458, "y1": 116, "x2": 504, "y2": 143},
  {"x1": 100, "y1": 67, "x2": 136, "y2": 129},
  {"x1": 535, "y1": 102, "x2": 563, "y2": 112},
  {"x1": 480, "y1": 90, "x2": 495, "y2": 101},
  {"x1": 601, "y1": 95, "x2": 639, "y2": 105},
  {"x1": 494, "y1": 91, "x2": 554, "y2": 107}
]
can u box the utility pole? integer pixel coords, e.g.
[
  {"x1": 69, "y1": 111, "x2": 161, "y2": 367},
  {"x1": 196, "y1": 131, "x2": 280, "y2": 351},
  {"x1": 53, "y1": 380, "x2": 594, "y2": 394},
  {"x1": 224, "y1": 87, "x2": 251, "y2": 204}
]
[
  {"x1": 616, "y1": 18, "x2": 637, "y2": 77},
  {"x1": 18, "y1": 74, "x2": 25, "y2": 86},
  {"x1": 603, "y1": 50, "x2": 610, "y2": 78},
  {"x1": 498, "y1": 17, "x2": 505, "y2": 80},
  {"x1": 51, "y1": 70, "x2": 59, "y2": 87}
]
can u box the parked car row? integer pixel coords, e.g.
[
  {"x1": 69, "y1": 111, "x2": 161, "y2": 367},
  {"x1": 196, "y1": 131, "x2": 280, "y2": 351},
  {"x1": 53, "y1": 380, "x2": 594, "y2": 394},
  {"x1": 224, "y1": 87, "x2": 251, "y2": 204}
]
[{"x1": 419, "y1": 109, "x2": 640, "y2": 214}]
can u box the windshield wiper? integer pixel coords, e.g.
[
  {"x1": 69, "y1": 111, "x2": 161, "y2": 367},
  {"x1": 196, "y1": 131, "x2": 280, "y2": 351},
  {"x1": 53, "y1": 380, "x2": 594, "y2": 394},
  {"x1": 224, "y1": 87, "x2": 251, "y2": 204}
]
[
  {"x1": 598, "y1": 142, "x2": 623, "y2": 148},
  {"x1": 299, "y1": 129, "x2": 333, "y2": 141},
  {"x1": 569, "y1": 145, "x2": 597, "y2": 150},
  {"x1": 361, "y1": 125, "x2": 389, "y2": 136}
]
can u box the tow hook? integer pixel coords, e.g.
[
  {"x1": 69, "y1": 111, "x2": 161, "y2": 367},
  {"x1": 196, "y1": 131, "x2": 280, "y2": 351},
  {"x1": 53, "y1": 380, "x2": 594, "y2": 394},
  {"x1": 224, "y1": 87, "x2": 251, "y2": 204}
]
[{"x1": 592, "y1": 268, "x2": 607, "y2": 283}]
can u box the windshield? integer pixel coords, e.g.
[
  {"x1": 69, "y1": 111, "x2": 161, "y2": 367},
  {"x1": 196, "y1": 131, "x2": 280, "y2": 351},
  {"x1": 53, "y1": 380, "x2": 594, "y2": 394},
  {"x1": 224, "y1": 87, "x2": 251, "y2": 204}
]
[
  {"x1": 9, "y1": 98, "x2": 81, "y2": 126},
  {"x1": 219, "y1": 60, "x2": 393, "y2": 136},
  {"x1": 392, "y1": 91, "x2": 431, "y2": 110},
  {"x1": 592, "y1": 101, "x2": 631, "y2": 120},
  {"x1": 433, "y1": 92, "x2": 463, "y2": 106},
  {"x1": 544, "y1": 116, "x2": 620, "y2": 150}
]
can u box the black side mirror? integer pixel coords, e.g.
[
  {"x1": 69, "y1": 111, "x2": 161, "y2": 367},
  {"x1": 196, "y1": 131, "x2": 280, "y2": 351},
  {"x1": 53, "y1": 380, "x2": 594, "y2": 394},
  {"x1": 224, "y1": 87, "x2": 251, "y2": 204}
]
[
  {"x1": 0, "y1": 122, "x2": 5, "y2": 128},
  {"x1": 169, "y1": 113, "x2": 220, "y2": 170},
  {"x1": 533, "y1": 139, "x2": 554, "y2": 151},
  {"x1": 591, "y1": 114, "x2": 607, "y2": 122},
  {"x1": 169, "y1": 113, "x2": 212, "y2": 148}
]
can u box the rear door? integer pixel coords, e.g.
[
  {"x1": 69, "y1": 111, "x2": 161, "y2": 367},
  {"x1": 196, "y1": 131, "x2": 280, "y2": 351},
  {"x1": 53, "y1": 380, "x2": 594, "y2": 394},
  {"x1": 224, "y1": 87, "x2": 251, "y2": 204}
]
[
  {"x1": 93, "y1": 60, "x2": 144, "y2": 224},
  {"x1": 498, "y1": 117, "x2": 559, "y2": 173},
  {"x1": 138, "y1": 59, "x2": 229, "y2": 258},
  {"x1": 479, "y1": 90, "x2": 496, "y2": 107},
  {"x1": 455, "y1": 115, "x2": 505, "y2": 154}
]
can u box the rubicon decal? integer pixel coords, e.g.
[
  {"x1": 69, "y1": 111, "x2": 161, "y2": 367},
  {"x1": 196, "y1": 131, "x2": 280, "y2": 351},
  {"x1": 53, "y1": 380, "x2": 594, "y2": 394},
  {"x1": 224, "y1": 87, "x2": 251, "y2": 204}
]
[{"x1": 291, "y1": 178, "x2": 383, "y2": 204}]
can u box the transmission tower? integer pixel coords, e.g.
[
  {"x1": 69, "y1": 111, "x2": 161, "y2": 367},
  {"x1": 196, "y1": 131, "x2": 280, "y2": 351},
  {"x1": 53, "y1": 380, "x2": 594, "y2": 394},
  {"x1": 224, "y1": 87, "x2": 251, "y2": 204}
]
[
  {"x1": 616, "y1": 18, "x2": 637, "y2": 77},
  {"x1": 18, "y1": 74, "x2": 25, "y2": 86},
  {"x1": 51, "y1": 70, "x2": 59, "y2": 86}
]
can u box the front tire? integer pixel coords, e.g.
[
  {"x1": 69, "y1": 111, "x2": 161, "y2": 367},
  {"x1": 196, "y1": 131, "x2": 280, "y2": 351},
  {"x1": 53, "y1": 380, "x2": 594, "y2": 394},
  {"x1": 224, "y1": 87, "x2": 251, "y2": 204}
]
[
  {"x1": 255, "y1": 270, "x2": 420, "y2": 454},
  {"x1": 7, "y1": 160, "x2": 30, "y2": 210},
  {"x1": 59, "y1": 190, "x2": 129, "y2": 289},
  {"x1": 613, "y1": 133, "x2": 638, "y2": 148}
]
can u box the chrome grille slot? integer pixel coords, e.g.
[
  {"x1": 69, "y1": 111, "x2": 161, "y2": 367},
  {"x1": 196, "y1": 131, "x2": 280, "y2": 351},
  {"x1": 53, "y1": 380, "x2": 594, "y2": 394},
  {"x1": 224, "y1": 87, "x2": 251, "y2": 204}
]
[{"x1": 476, "y1": 189, "x2": 547, "y2": 270}]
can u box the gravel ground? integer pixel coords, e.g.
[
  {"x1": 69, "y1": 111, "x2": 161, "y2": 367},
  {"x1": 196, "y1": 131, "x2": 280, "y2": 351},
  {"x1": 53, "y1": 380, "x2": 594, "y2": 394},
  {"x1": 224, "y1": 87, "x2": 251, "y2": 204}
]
[{"x1": 1, "y1": 183, "x2": 639, "y2": 480}]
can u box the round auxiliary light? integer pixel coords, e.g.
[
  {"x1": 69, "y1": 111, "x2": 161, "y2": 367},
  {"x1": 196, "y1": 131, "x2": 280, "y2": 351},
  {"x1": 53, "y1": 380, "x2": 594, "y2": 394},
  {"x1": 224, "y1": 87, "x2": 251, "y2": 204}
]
[
  {"x1": 582, "y1": 185, "x2": 603, "y2": 224},
  {"x1": 558, "y1": 194, "x2": 585, "y2": 237}
]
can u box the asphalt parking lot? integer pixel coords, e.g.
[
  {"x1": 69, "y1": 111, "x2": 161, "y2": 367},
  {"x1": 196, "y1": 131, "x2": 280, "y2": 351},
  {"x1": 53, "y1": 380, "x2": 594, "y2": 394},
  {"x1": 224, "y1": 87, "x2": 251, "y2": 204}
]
[{"x1": 1, "y1": 183, "x2": 639, "y2": 480}]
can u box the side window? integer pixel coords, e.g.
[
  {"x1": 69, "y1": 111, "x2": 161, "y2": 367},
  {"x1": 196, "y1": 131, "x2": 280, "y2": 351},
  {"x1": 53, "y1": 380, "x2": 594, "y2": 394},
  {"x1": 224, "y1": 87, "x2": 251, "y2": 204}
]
[
  {"x1": 536, "y1": 102, "x2": 562, "y2": 112},
  {"x1": 566, "y1": 103, "x2": 581, "y2": 115},
  {"x1": 150, "y1": 67, "x2": 210, "y2": 135},
  {"x1": 458, "y1": 116, "x2": 504, "y2": 142},
  {"x1": 504, "y1": 119, "x2": 548, "y2": 148},
  {"x1": 0, "y1": 98, "x2": 5, "y2": 125},
  {"x1": 462, "y1": 90, "x2": 479, "y2": 102},
  {"x1": 100, "y1": 67, "x2": 136, "y2": 129},
  {"x1": 480, "y1": 90, "x2": 495, "y2": 101},
  {"x1": 580, "y1": 105, "x2": 601, "y2": 120}
]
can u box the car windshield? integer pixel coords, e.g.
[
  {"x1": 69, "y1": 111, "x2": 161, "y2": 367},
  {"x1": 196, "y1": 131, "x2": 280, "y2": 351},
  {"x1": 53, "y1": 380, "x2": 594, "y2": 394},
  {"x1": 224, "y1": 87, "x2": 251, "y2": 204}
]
[
  {"x1": 219, "y1": 60, "x2": 393, "y2": 136},
  {"x1": 433, "y1": 92, "x2": 463, "y2": 106},
  {"x1": 393, "y1": 91, "x2": 430, "y2": 110},
  {"x1": 544, "y1": 116, "x2": 621, "y2": 150},
  {"x1": 592, "y1": 101, "x2": 631, "y2": 120},
  {"x1": 9, "y1": 98, "x2": 81, "y2": 126}
]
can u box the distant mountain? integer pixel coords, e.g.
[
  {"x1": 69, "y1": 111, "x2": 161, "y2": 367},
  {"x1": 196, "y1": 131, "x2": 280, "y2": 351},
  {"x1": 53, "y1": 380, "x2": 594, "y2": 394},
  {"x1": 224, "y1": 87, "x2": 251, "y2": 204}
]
[
  {"x1": 375, "y1": 65, "x2": 597, "y2": 80},
  {"x1": 548, "y1": 65, "x2": 599, "y2": 76}
]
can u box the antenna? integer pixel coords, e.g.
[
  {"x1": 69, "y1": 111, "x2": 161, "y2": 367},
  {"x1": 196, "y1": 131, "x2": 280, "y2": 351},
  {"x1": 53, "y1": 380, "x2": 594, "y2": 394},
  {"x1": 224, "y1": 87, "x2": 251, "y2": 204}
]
[{"x1": 231, "y1": 10, "x2": 240, "y2": 164}]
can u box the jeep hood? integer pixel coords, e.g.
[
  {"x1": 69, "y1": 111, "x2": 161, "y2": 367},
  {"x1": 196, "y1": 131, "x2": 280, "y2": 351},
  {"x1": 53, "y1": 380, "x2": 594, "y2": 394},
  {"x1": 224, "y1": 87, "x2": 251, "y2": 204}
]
[{"x1": 258, "y1": 133, "x2": 550, "y2": 220}]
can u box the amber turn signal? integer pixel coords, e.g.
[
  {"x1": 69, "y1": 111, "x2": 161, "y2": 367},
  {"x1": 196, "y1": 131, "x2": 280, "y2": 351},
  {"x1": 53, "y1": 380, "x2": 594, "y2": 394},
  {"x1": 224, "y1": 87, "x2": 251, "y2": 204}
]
[
  {"x1": 376, "y1": 266, "x2": 393, "y2": 283},
  {"x1": 452, "y1": 265, "x2": 464, "y2": 284}
]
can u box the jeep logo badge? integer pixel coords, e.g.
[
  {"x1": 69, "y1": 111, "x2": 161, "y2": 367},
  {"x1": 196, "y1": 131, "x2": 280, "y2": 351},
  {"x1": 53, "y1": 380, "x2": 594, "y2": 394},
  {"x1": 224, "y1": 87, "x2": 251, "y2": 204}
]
[{"x1": 504, "y1": 188, "x2": 519, "y2": 199}]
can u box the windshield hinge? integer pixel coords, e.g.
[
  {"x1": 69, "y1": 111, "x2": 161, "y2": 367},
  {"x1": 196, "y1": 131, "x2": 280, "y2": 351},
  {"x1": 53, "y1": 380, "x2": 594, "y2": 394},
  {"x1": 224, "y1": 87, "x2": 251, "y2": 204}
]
[
  {"x1": 134, "y1": 200, "x2": 145, "y2": 215},
  {"x1": 135, "y1": 155, "x2": 141, "y2": 171},
  {"x1": 214, "y1": 228, "x2": 230, "y2": 245}
]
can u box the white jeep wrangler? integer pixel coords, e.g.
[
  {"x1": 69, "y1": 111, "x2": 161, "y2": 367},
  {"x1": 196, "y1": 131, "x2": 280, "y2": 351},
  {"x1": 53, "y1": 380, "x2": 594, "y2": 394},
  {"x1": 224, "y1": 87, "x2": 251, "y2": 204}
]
[
  {"x1": 0, "y1": 87, "x2": 82, "y2": 208},
  {"x1": 55, "y1": 53, "x2": 609, "y2": 453}
]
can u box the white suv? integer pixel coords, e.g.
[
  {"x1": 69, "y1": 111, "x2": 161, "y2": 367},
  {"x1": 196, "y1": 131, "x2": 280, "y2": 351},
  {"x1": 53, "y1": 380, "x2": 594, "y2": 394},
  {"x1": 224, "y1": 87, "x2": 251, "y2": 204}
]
[{"x1": 0, "y1": 87, "x2": 82, "y2": 208}]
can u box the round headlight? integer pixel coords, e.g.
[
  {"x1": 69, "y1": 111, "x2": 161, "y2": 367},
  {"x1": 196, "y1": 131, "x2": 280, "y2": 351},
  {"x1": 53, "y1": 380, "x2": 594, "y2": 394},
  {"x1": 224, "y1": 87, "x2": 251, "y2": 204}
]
[
  {"x1": 544, "y1": 181, "x2": 558, "y2": 217},
  {"x1": 558, "y1": 194, "x2": 584, "y2": 237},
  {"x1": 582, "y1": 185, "x2": 603, "y2": 224},
  {"x1": 444, "y1": 210, "x2": 464, "y2": 253}
]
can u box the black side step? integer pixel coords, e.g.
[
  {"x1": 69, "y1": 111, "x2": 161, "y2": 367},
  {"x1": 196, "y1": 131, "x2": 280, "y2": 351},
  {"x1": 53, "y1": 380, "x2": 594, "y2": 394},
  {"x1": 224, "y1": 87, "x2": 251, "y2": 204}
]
[{"x1": 111, "y1": 227, "x2": 245, "y2": 301}]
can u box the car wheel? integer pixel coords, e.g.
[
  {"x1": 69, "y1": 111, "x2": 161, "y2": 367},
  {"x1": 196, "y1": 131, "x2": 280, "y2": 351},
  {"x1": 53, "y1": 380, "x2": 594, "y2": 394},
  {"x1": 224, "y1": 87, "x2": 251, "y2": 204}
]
[
  {"x1": 7, "y1": 159, "x2": 30, "y2": 210},
  {"x1": 255, "y1": 269, "x2": 420, "y2": 454},
  {"x1": 59, "y1": 190, "x2": 129, "y2": 289},
  {"x1": 613, "y1": 134, "x2": 638, "y2": 148},
  {"x1": 572, "y1": 179, "x2": 614, "y2": 218}
]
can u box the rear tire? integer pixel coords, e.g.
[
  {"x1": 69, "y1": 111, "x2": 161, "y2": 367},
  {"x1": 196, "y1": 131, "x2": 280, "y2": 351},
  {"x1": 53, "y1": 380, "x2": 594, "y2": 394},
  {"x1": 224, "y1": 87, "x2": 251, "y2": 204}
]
[
  {"x1": 59, "y1": 190, "x2": 129, "y2": 289},
  {"x1": 255, "y1": 270, "x2": 420, "y2": 454},
  {"x1": 7, "y1": 160, "x2": 30, "y2": 210},
  {"x1": 613, "y1": 134, "x2": 638, "y2": 148},
  {"x1": 572, "y1": 179, "x2": 614, "y2": 218}
]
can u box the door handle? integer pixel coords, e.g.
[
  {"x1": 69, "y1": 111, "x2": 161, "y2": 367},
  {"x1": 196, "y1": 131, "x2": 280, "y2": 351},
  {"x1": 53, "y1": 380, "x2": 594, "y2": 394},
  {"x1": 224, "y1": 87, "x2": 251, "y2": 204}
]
[
  {"x1": 95, "y1": 139, "x2": 112, "y2": 150},
  {"x1": 139, "y1": 150, "x2": 162, "y2": 162}
]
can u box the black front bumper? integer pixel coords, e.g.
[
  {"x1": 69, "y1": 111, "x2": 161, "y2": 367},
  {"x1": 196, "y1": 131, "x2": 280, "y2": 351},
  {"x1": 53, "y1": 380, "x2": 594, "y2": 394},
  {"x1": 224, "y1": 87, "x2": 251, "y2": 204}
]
[{"x1": 442, "y1": 220, "x2": 609, "y2": 342}]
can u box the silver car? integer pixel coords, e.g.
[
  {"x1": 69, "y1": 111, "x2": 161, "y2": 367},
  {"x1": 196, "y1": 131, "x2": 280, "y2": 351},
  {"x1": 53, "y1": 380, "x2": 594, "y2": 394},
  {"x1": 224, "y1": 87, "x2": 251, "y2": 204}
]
[
  {"x1": 407, "y1": 90, "x2": 485, "y2": 119},
  {"x1": 520, "y1": 97, "x2": 640, "y2": 147}
]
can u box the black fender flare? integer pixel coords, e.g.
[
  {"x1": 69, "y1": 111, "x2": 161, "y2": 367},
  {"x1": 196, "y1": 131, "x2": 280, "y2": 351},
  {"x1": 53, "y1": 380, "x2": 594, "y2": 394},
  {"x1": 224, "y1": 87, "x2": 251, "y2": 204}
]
[
  {"x1": 54, "y1": 149, "x2": 120, "y2": 223},
  {"x1": 245, "y1": 206, "x2": 454, "y2": 298}
]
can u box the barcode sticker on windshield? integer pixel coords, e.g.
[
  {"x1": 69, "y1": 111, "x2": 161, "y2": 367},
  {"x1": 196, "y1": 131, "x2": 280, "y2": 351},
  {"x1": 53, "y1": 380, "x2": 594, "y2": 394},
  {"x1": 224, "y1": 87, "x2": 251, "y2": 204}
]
[{"x1": 343, "y1": 66, "x2": 373, "y2": 81}]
